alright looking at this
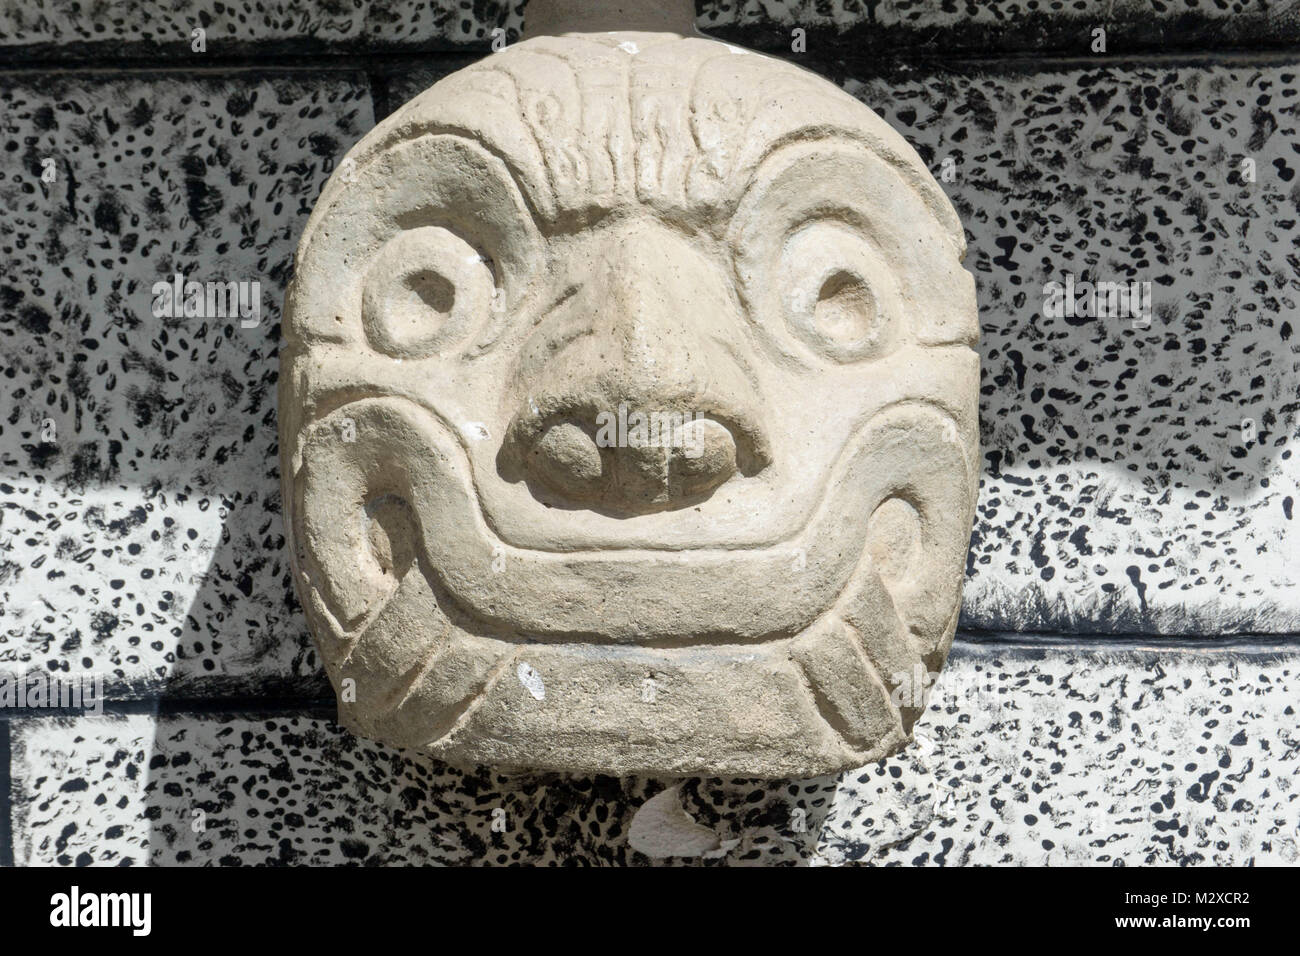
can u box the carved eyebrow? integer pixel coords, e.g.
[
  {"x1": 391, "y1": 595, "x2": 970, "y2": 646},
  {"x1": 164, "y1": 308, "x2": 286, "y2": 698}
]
[
  {"x1": 465, "y1": 277, "x2": 583, "y2": 360},
  {"x1": 732, "y1": 136, "x2": 966, "y2": 258},
  {"x1": 723, "y1": 139, "x2": 859, "y2": 240},
  {"x1": 298, "y1": 130, "x2": 543, "y2": 278}
]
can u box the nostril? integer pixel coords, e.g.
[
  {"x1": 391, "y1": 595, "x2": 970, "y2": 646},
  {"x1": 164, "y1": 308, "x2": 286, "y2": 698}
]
[
  {"x1": 669, "y1": 418, "x2": 737, "y2": 495},
  {"x1": 530, "y1": 421, "x2": 603, "y2": 492},
  {"x1": 503, "y1": 401, "x2": 771, "y2": 516},
  {"x1": 701, "y1": 411, "x2": 772, "y2": 479}
]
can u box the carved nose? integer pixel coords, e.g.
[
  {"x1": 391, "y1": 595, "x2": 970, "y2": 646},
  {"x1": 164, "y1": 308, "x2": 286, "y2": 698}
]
[
  {"x1": 515, "y1": 404, "x2": 763, "y2": 515},
  {"x1": 500, "y1": 222, "x2": 771, "y2": 516}
]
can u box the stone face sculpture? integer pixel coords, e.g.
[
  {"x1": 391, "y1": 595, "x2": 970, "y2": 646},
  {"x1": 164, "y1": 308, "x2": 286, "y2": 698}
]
[{"x1": 280, "y1": 0, "x2": 979, "y2": 777}]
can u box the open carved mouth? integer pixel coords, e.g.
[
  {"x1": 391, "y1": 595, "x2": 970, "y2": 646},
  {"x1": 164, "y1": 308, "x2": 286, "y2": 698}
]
[
  {"x1": 294, "y1": 393, "x2": 969, "y2": 647},
  {"x1": 287, "y1": 390, "x2": 971, "y2": 774}
]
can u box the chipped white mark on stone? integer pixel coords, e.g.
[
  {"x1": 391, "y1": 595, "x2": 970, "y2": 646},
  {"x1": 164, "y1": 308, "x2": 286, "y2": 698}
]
[
  {"x1": 628, "y1": 786, "x2": 736, "y2": 859},
  {"x1": 465, "y1": 422, "x2": 491, "y2": 441},
  {"x1": 618, "y1": 40, "x2": 639, "y2": 55},
  {"x1": 516, "y1": 661, "x2": 545, "y2": 700}
]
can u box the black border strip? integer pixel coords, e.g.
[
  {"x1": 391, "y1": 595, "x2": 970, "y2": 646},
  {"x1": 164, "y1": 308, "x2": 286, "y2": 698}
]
[
  {"x1": 955, "y1": 630, "x2": 1300, "y2": 652},
  {"x1": 0, "y1": 719, "x2": 13, "y2": 868}
]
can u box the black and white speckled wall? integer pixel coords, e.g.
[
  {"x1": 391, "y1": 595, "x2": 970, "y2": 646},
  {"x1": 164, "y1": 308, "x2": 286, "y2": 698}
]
[{"x1": 1, "y1": 0, "x2": 1297, "y2": 866}]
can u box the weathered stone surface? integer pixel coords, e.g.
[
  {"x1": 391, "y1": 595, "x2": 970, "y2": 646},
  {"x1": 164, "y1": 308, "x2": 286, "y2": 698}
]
[
  {"x1": 282, "y1": 20, "x2": 980, "y2": 776},
  {"x1": 9, "y1": 647, "x2": 1296, "y2": 865}
]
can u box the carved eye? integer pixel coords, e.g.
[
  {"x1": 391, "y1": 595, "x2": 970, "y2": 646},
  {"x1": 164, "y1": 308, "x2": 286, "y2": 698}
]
[
  {"x1": 361, "y1": 226, "x2": 494, "y2": 359},
  {"x1": 778, "y1": 223, "x2": 899, "y2": 363}
]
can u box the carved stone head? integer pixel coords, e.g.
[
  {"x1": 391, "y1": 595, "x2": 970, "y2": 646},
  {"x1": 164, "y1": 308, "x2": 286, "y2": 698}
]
[{"x1": 281, "y1": 15, "x2": 979, "y2": 777}]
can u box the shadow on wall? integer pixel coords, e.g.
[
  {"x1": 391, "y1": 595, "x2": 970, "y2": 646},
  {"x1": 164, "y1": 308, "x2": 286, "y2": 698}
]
[
  {"x1": 843, "y1": 62, "x2": 1300, "y2": 636},
  {"x1": 960, "y1": 280, "x2": 1300, "y2": 636},
  {"x1": 138, "y1": 720, "x2": 841, "y2": 865}
]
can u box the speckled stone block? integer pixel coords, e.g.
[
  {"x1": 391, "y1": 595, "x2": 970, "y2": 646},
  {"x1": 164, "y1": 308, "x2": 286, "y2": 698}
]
[
  {"x1": 819, "y1": 645, "x2": 1300, "y2": 865},
  {"x1": 847, "y1": 61, "x2": 1300, "y2": 635},
  {"x1": 9, "y1": 648, "x2": 1297, "y2": 865},
  {"x1": 0, "y1": 1, "x2": 526, "y2": 56},
  {"x1": 0, "y1": 73, "x2": 374, "y2": 695}
]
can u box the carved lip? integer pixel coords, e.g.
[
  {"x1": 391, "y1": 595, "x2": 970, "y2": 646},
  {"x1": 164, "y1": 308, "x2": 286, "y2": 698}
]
[{"x1": 296, "y1": 395, "x2": 966, "y2": 645}]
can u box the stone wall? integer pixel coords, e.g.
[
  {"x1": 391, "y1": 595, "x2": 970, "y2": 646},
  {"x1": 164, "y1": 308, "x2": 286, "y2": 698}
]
[{"x1": 1, "y1": 0, "x2": 1297, "y2": 865}]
